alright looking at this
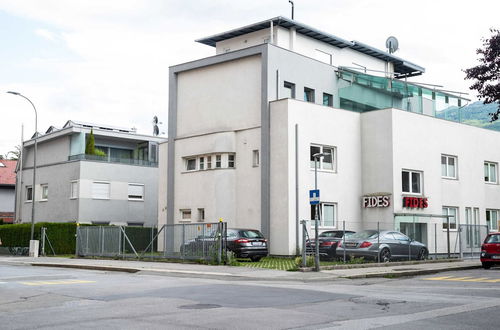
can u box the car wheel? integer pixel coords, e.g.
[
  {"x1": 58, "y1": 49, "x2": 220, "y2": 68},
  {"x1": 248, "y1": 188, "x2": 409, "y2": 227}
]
[
  {"x1": 379, "y1": 248, "x2": 391, "y2": 262},
  {"x1": 417, "y1": 248, "x2": 428, "y2": 260},
  {"x1": 482, "y1": 262, "x2": 492, "y2": 269},
  {"x1": 250, "y1": 256, "x2": 262, "y2": 262}
]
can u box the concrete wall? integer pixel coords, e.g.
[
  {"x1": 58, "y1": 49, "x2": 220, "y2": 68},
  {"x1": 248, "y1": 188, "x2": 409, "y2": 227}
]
[{"x1": 23, "y1": 135, "x2": 71, "y2": 168}]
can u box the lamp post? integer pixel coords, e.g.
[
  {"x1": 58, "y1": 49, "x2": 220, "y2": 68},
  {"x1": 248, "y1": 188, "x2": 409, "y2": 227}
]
[
  {"x1": 7, "y1": 91, "x2": 38, "y2": 241},
  {"x1": 313, "y1": 152, "x2": 328, "y2": 272}
]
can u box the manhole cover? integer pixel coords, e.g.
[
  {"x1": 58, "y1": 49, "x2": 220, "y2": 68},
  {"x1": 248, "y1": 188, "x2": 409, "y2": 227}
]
[{"x1": 178, "y1": 303, "x2": 221, "y2": 310}]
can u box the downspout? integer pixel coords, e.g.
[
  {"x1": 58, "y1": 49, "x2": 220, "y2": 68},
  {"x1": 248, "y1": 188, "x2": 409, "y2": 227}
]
[{"x1": 295, "y1": 124, "x2": 300, "y2": 255}]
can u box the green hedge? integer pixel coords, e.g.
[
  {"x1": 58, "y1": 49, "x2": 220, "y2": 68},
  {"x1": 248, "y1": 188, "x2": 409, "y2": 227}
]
[{"x1": 0, "y1": 222, "x2": 76, "y2": 254}]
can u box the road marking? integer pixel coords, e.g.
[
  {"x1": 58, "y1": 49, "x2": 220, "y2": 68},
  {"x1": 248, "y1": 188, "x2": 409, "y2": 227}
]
[
  {"x1": 19, "y1": 280, "x2": 96, "y2": 286},
  {"x1": 423, "y1": 276, "x2": 500, "y2": 283}
]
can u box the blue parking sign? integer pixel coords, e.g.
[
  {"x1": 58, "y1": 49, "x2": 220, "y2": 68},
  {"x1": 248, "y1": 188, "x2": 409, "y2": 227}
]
[{"x1": 309, "y1": 189, "x2": 320, "y2": 205}]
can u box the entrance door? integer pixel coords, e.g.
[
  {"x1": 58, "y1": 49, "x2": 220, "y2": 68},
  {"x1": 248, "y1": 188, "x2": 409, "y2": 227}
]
[{"x1": 400, "y1": 222, "x2": 428, "y2": 246}]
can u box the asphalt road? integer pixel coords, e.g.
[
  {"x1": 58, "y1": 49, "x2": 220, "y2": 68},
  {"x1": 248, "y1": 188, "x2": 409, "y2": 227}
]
[{"x1": 1, "y1": 264, "x2": 500, "y2": 329}]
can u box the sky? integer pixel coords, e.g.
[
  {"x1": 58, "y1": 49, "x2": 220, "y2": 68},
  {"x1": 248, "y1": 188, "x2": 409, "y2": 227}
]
[{"x1": 0, "y1": 0, "x2": 499, "y2": 156}]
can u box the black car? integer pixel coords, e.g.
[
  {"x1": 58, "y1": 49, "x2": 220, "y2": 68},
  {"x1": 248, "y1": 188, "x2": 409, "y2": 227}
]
[
  {"x1": 306, "y1": 230, "x2": 355, "y2": 260},
  {"x1": 226, "y1": 228, "x2": 268, "y2": 262}
]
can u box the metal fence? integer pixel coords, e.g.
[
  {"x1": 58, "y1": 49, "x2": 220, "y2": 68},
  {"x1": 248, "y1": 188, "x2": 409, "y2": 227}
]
[
  {"x1": 76, "y1": 222, "x2": 227, "y2": 262},
  {"x1": 459, "y1": 224, "x2": 488, "y2": 259}
]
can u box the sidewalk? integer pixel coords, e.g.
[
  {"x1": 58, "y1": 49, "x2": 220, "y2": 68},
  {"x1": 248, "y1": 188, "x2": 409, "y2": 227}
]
[{"x1": 0, "y1": 256, "x2": 481, "y2": 282}]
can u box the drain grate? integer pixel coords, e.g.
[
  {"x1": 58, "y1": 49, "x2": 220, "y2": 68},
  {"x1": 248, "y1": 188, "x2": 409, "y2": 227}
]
[{"x1": 178, "y1": 303, "x2": 222, "y2": 310}]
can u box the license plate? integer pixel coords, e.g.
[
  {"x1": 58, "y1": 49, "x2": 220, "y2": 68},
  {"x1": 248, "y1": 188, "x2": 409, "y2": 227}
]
[
  {"x1": 252, "y1": 242, "x2": 263, "y2": 246},
  {"x1": 492, "y1": 255, "x2": 500, "y2": 259}
]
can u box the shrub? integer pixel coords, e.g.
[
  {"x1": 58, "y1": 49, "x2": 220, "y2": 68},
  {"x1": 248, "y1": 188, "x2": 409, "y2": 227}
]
[{"x1": 295, "y1": 255, "x2": 315, "y2": 268}]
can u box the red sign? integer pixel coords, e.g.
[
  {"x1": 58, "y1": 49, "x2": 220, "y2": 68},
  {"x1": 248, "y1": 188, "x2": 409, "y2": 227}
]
[
  {"x1": 403, "y1": 196, "x2": 428, "y2": 209},
  {"x1": 363, "y1": 195, "x2": 390, "y2": 208}
]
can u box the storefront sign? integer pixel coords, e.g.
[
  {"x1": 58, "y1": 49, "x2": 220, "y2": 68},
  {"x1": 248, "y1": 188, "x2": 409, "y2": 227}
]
[
  {"x1": 403, "y1": 196, "x2": 428, "y2": 209},
  {"x1": 363, "y1": 195, "x2": 390, "y2": 208}
]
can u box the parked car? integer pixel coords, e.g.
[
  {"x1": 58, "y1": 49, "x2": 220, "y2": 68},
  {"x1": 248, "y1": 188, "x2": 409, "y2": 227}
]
[
  {"x1": 306, "y1": 230, "x2": 355, "y2": 260},
  {"x1": 336, "y1": 229, "x2": 428, "y2": 262},
  {"x1": 480, "y1": 232, "x2": 500, "y2": 269}
]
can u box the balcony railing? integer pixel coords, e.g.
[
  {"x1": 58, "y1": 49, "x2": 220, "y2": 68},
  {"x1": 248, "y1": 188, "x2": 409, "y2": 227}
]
[{"x1": 69, "y1": 153, "x2": 158, "y2": 167}]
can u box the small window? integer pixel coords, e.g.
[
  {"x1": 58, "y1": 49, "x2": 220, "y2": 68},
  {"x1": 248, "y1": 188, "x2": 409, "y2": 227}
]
[
  {"x1": 26, "y1": 186, "x2": 33, "y2": 202},
  {"x1": 253, "y1": 150, "x2": 260, "y2": 167},
  {"x1": 228, "y1": 154, "x2": 235, "y2": 168},
  {"x1": 92, "y1": 182, "x2": 110, "y2": 200},
  {"x1": 41, "y1": 184, "x2": 48, "y2": 200},
  {"x1": 402, "y1": 170, "x2": 422, "y2": 194},
  {"x1": 215, "y1": 155, "x2": 222, "y2": 168},
  {"x1": 486, "y1": 209, "x2": 499, "y2": 231},
  {"x1": 70, "y1": 181, "x2": 78, "y2": 199},
  {"x1": 198, "y1": 208, "x2": 205, "y2": 222},
  {"x1": 441, "y1": 155, "x2": 457, "y2": 179},
  {"x1": 484, "y1": 161, "x2": 497, "y2": 183},
  {"x1": 304, "y1": 87, "x2": 315, "y2": 103},
  {"x1": 442, "y1": 207, "x2": 458, "y2": 230},
  {"x1": 284, "y1": 81, "x2": 296, "y2": 99},
  {"x1": 180, "y1": 209, "x2": 191, "y2": 221},
  {"x1": 311, "y1": 203, "x2": 337, "y2": 227},
  {"x1": 207, "y1": 156, "x2": 212, "y2": 169},
  {"x1": 128, "y1": 184, "x2": 144, "y2": 200},
  {"x1": 186, "y1": 158, "x2": 196, "y2": 171},
  {"x1": 310, "y1": 145, "x2": 336, "y2": 171},
  {"x1": 323, "y1": 93, "x2": 333, "y2": 107},
  {"x1": 199, "y1": 157, "x2": 205, "y2": 170}
]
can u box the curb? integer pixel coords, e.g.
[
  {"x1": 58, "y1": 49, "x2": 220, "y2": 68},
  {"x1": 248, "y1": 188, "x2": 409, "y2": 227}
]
[
  {"x1": 31, "y1": 263, "x2": 140, "y2": 273},
  {"x1": 342, "y1": 264, "x2": 482, "y2": 279}
]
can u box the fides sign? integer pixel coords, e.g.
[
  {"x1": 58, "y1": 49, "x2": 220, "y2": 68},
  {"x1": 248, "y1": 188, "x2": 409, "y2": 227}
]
[
  {"x1": 363, "y1": 195, "x2": 390, "y2": 208},
  {"x1": 403, "y1": 196, "x2": 428, "y2": 209}
]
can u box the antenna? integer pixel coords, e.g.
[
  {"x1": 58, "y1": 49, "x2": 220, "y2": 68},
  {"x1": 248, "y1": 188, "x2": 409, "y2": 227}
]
[
  {"x1": 288, "y1": 0, "x2": 294, "y2": 19},
  {"x1": 386, "y1": 36, "x2": 399, "y2": 54}
]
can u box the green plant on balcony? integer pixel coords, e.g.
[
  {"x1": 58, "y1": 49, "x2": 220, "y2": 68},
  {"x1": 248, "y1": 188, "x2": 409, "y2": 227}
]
[{"x1": 85, "y1": 129, "x2": 106, "y2": 158}]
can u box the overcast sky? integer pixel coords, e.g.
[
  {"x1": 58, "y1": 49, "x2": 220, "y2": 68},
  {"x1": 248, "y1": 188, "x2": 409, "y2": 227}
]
[{"x1": 0, "y1": 0, "x2": 498, "y2": 156}]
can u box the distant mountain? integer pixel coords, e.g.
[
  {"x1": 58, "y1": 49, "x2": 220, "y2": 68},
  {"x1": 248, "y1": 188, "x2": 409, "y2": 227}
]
[{"x1": 436, "y1": 101, "x2": 500, "y2": 131}]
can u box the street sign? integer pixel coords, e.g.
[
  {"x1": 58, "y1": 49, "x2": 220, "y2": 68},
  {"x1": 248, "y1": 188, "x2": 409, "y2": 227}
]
[{"x1": 309, "y1": 189, "x2": 320, "y2": 205}]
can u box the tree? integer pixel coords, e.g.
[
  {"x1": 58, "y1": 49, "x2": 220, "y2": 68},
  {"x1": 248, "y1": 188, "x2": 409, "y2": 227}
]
[
  {"x1": 464, "y1": 28, "x2": 500, "y2": 121},
  {"x1": 85, "y1": 129, "x2": 96, "y2": 155}
]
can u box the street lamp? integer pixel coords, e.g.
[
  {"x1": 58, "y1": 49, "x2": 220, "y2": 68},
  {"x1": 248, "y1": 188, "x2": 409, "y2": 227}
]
[
  {"x1": 312, "y1": 152, "x2": 329, "y2": 272},
  {"x1": 7, "y1": 91, "x2": 38, "y2": 242}
]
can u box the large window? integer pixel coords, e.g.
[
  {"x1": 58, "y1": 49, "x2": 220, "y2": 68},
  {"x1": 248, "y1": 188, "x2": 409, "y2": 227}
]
[
  {"x1": 402, "y1": 170, "x2": 422, "y2": 194},
  {"x1": 284, "y1": 81, "x2": 296, "y2": 98},
  {"x1": 441, "y1": 155, "x2": 457, "y2": 179},
  {"x1": 26, "y1": 186, "x2": 33, "y2": 202},
  {"x1": 128, "y1": 184, "x2": 144, "y2": 201},
  {"x1": 323, "y1": 93, "x2": 333, "y2": 107},
  {"x1": 70, "y1": 181, "x2": 78, "y2": 199},
  {"x1": 41, "y1": 184, "x2": 48, "y2": 201},
  {"x1": 92, "y1": 182, "x2": 110, "y2": 200},
  {"x1": 304, "y1": 87, "x2": 315, "y2": 103},
  {"x1": 484, "y1": 161, "x2": 497, "y2": 183},
  {"x1": 442, "y1": 207, "x2": 458, "y2": 230},
  {"x1": 486, "y1": 209, "x2": 499, "y2": 231},
  {"x1": 311, "y1": 203, "x2": 337, "y2": 227},
  {"x1": 310, "y1": 145, "x2": 335, "y2": 171}
]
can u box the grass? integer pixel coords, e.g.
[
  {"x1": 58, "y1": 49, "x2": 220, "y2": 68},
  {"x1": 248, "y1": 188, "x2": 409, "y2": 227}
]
[{"x1": 236, "y1": 256, "x2": 353, "y2": 271}]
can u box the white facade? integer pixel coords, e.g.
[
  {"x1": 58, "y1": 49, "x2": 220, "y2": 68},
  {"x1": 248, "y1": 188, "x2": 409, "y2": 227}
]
[{"x1": 165, "y1": 17, "x2": 499, "y2": 256}]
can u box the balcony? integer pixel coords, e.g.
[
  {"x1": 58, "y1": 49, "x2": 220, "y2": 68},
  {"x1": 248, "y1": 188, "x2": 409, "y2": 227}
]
[{"x1": 69, "y1": 153, "x2": 158, "y2": 167}]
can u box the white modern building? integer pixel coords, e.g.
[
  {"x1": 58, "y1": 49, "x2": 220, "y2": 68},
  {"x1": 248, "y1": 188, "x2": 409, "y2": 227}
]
[{"x1": 163, "y1": 16, "x2": 500, "y2": 256}]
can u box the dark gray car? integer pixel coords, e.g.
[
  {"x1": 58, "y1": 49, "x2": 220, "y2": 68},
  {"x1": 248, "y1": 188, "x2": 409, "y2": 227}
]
[{"x1": 336, "y1": 230, "x2": 428, "y2": 262}]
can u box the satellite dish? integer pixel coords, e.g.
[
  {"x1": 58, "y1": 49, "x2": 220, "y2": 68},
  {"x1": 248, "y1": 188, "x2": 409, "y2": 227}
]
[
  {"x1": 386, "y1": 36, "x2": 399, "y2": 54},
  {"x1": 153, "y1": 125, "x2": 159, "y2": 136},
  {"x1": 153, "y1": 116, "x2": 158, "y2": 124}
]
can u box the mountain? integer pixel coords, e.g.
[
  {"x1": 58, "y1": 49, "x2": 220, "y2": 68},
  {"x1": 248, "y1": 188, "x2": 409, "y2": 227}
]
[{"x1": 436, "y1": 101, "x2": 500, "y2": 131}]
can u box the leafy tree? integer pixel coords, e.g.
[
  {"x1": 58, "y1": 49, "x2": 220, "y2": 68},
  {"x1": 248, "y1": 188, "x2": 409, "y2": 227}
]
[
  {"x1": 5, "y1": 145, "x2": 21, "y2": 160},
  {"x1": 464, "y1": 28, "x2": 500, "y2": 121},
  {"x1": 85, "y1": 129, "x2": 96, "y2": 155}
]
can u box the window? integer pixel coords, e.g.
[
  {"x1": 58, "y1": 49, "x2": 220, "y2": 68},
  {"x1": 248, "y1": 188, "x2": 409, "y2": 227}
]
[
  {"x1": 441, "y1": 155, "x2": 457, "y2": 179},
  {"x1": 284, "y1": 81, "x2": 295, "y2": 98},
  {"x1": 41, "y1": 184, "x2": 48, "y2": 200},
  {"x1": 253, "y1": 150, "x2": 260, "y2": 167},
  {"x1": 199, "y1": 157, "x2": 205, "y2": 170},
  {"x1": 442, "y1": 207, "x2": 458, "y2": 230},
  {"x1": 207, "y1": 156, "x2": 212, "y2": 169},
  {"x1": 304, "y1": 87, "x2": 315, "y2": 103},
  {"x1": 180, "y1": 209, "x2": 191, "y2": 222},
  {"x1": 310, "y1": 145, "x2": 335, "y2": 171},
  {"x1": 486, "y1": 209, "x2": 499, "y2": 231},
  {"x1": 92, "y1": 182, "x2": 110, "y2": 199},
  {"x1": 198, "y1": 208, "x2": 205, "y2": 222},
  {"x1": 311, "y1": 203, "x2": 336, "y2": 227},
  {"x1": 128, "y1": 184, "x2": 144, "y2": 200},
  {"x1": 215, "y1": 155, "x2": 222, "y2": 168},
  {"x1": 228, "y1": 154, "x2": 235, "y2": 168},
  {"x1": 323, "y1": 93, "x2": 333, "y2": 107},
  {"x1": 70, "y1": 181, "x2": 78, "y2": 199},
  {"x1": 186, "y1": 158, "x2": 196, "y2": 171},
  {"x1": 26, "y1": 186, "x2": 33, "y2": 202},
  {"x1": 402, "y1": 170, "x2": 422, "y2": 194},
  {"x1": 484, "y1": 161, "x2": 497, "y2": 183}
]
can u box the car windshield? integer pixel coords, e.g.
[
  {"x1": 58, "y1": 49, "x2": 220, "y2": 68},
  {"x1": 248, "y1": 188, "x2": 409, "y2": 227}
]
[
  {"x1": 486, "y1": 234, "x2": 500, "y2": 243},
  {"x1": 348, "y1": 230, "x2": 378, "y2": 240},
  {"x1": 319, "y1": 231, "x2": 342, "y2": 238},
  {"x1": 239, "y1": 230, "x2": 264, "y2": 238}
]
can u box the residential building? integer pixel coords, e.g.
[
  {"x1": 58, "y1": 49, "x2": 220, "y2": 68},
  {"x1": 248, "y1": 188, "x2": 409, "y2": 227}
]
[
  {"x1": 163, "y1": 16, "x2": 500, "y2": 255},
  {"x1": 16, "y1": 120, "x2": 166, "y2": 226},
  {"x1": 0, "y1": 159, "x2": 16, "y2": 223}
]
